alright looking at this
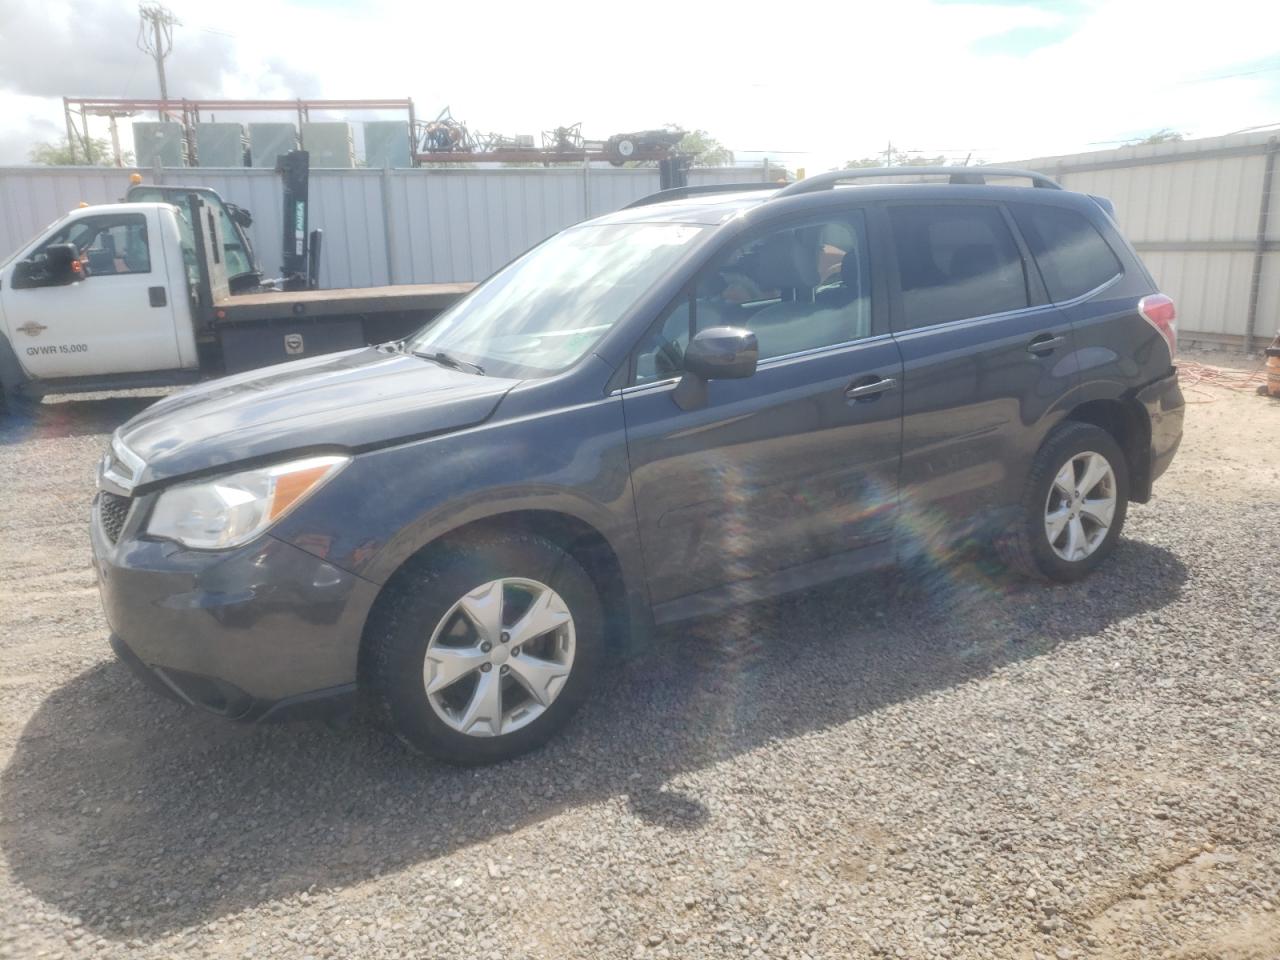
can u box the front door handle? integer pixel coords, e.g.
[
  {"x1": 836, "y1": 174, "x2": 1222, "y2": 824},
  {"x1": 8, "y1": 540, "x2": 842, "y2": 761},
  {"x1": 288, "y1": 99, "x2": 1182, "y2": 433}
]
[
  {"x1": 1027, "y1": 334, "x2": 1066, "y2": 355},
  {"x1": 148, "y1": 286, "x2": 168, "y2": 308},
  {"x1": 845, "y1": 377, "x2": 898, "y2": 401}
]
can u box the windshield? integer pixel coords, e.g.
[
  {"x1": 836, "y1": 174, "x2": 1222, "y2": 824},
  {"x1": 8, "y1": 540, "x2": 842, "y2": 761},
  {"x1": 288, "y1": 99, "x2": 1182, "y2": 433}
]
[{"x1": 407, "y1": 221, "x2": 708, "y2": 378}]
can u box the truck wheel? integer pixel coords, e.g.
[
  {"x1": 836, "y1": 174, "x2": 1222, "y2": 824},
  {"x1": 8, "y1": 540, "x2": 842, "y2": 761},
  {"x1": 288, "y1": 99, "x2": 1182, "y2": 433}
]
[
  {"x1": 364, "y1": 531, "x2": 602, "y2": 765},
  {"x1": 0, "y1": 389, "x2": 35, "y2": 419},
  {"x1": 997, "y1": 422, "x2": 1130, "y2": 582}
]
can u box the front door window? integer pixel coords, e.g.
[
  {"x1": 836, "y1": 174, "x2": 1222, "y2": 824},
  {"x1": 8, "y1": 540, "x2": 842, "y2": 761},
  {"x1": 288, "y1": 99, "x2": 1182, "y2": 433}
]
[{"x1": 633, "y1": 210, "x2": 873, "y2": 384}]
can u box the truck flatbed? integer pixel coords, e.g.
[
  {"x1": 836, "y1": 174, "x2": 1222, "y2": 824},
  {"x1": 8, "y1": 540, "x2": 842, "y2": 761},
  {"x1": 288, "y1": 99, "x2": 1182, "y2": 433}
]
[{"x1": 216, "y1": 282, "x2": 477, "y2": 323}]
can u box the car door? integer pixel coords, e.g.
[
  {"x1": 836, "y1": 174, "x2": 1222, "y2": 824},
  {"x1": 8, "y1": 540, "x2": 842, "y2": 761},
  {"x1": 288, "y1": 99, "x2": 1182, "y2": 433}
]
[
  {"x1": 884, "y1": 201, "x2": 1078, "y2": 549},
  {"x1": 1, "y1": 209, "x2": 181, "y2": 379},
  {"x1": 621, "y1": 207, "x2": 903, "y2": 614}
]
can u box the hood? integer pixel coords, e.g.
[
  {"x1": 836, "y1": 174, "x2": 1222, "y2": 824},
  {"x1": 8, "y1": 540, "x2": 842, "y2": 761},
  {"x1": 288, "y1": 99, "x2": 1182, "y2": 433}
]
[{"x1": 116, "y1": 346, "x2": 517, "y2": 487}]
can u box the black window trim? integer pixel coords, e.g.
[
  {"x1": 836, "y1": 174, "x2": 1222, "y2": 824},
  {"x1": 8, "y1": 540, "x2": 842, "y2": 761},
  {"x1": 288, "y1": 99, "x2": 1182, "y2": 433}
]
[
  {"x1": 621, "y1": 201, "x2": 887, "y2": 389},
  {"x1": 879, "y1": 198, "x2": 1047, "y2": 335}
]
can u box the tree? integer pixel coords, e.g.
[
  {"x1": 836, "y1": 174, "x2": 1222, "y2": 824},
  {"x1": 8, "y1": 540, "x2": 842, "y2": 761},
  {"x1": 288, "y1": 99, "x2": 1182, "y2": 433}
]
[
  {"x1": 1126, "y1": 128, "x2": 1184, "y2": 145},
  {"x1": 675, "y1": 128, "x2": 733, "y2": 167},
  {"x1": 899, "y1": 153, "x2": 948, "y2": 167},
  {"x1": 845, "y1": 150, "x2": 948, "y2": 169},
  {"x1": 29, "y1": 136, "x2": 116, "y2": 166}
]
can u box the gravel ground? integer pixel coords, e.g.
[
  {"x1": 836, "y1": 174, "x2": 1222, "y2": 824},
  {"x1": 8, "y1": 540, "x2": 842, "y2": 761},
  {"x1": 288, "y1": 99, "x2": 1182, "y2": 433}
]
[{"x1": 1, "y1": 356, "x2": 1278, "y2": 960}]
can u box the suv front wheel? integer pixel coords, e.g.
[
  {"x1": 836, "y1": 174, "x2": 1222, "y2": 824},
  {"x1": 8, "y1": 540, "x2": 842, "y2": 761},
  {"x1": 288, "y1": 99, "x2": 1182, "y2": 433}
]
[
  {"x1": 998, "y1": 422, "x2": 1130, "y2": 582},
  {"x1": 365, "y1": 531, "x2": 602, "y2": 765}
]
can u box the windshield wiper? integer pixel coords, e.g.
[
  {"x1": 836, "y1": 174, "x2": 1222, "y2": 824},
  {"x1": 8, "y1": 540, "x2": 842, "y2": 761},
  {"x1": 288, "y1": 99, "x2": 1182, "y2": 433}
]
[{"x1": 412, "y1": 348, "x2": 485, "y2": 376}]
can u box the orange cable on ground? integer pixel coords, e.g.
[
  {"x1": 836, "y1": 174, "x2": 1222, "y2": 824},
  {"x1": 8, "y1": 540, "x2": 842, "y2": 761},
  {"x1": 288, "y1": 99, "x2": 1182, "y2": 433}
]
[{"x1": 1176, "y1": 358, "x2": 1268, "y2": 403}]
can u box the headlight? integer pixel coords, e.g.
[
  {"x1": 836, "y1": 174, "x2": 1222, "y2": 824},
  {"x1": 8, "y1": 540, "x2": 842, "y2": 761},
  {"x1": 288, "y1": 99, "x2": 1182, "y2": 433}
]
[{"x1": 146, "y1": 454, "x2": 349, "y2": 550}]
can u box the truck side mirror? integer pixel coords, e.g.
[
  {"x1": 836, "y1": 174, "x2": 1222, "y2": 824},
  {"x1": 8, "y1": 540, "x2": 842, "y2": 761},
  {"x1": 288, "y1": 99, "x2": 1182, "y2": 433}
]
[
  {"x1": 672, "y1": 326, "x2": 758, "y2": 410},
  {"x1": 225, "y1": 202, "x2": 253, "y2": 228},
  {"x1": 43, "y1": 243, "x2": 82, "y2": 285},
  {"x1": 12, "y1": 243, "x2": 83, "y2": 289}
]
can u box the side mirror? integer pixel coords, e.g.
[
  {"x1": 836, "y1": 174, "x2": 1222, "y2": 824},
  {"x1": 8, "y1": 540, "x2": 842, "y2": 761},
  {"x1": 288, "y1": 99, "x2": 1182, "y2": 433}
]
[
  {"x1": 12, "y1": 243, "x2": 82, "y2": 289},
  {"x1": 43, "y1": 243, "x2": 82, "y2": 284},
  {"x1": 673, "y1": 326, "x2": 758, "y2": 410},
  {"x1": 225, "y1": 202, "x2": 253, "y2": 228}
]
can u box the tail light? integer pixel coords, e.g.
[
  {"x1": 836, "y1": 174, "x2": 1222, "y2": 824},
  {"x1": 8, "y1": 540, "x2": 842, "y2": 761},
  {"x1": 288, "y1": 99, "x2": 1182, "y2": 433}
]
[{"x1": 1139, "y1": 293, "x2": 1176, "y2": 359}]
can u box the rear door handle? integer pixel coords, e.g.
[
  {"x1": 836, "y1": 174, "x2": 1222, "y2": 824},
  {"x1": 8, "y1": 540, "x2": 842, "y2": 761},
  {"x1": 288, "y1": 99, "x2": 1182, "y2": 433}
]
[
  {"x1": 148, "y1": 286, "x2": 167, "y2": 308},
  {"x1": 1027, "y1": 334, "x2": 1065, "y2": 355},
  {"x1": 845, "y1": 377, "x2": 898, "y2": 401}
]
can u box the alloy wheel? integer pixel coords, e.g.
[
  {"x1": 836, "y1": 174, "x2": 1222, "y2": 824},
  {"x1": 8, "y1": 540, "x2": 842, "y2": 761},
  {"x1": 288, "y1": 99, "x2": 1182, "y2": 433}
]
[
  {"x1": 423, "y1": 578, "x2": 576, "y2": 737},
  {"x1": 1043, "y1": 450, "x2": 1117, "y2": 562}
]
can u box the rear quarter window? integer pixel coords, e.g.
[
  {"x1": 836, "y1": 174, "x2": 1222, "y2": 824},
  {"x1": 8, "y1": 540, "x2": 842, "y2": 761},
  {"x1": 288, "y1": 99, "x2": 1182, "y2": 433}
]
[{"x1": 1010, "y1": 203, "x2": 1123, "y2": 302}]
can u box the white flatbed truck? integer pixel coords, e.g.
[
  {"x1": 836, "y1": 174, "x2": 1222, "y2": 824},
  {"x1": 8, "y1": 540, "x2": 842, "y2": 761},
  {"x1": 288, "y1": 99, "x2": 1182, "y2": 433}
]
[{"x1": 0, "y1": 189, "x2": 472, "y2": 407}]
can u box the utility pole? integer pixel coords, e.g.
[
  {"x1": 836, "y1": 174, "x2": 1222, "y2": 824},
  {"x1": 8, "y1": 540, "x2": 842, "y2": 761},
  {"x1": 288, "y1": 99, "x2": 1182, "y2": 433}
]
[
  {"x1": 884, "y1": 140, "x2": 894, "y2": 167},
  {"x1": 108, "y1": 114, "x2": 123, "y2": 166},
  {"x1": 137, "y1": 3, "x2": 180, "y2": 120}
]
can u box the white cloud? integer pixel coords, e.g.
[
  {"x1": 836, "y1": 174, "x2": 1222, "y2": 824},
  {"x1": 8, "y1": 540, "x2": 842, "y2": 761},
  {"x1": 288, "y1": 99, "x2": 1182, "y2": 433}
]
[{"x1": 1, "y1": 0, "x2": 1277, "y2": 169}]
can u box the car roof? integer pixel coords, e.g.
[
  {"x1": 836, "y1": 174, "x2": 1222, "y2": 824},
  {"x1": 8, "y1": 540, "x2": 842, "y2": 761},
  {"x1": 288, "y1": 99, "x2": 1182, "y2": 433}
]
[
  {"x1": 592, "y1": 181, "x2": 1108, "y2": 228},
  {"x1": 590, "y1": 189, "x2": 779, "y2": 226}
]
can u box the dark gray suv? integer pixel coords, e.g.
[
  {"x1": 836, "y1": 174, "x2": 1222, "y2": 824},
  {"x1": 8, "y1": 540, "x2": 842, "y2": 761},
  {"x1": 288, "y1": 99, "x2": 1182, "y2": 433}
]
[{"x1": 91, "y1": 167, "x2": 1184, "y2": 764}]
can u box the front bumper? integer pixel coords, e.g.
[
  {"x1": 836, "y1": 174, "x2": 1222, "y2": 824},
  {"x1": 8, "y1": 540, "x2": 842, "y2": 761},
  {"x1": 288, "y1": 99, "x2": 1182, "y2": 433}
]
[{"x1": 91, "y1": 493, "x2": 380, "y2": 721}]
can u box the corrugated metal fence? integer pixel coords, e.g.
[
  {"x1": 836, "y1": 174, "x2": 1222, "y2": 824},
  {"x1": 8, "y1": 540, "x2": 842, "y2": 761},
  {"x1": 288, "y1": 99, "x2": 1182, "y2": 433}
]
[
  {"x1": 1015, "y1": 131, "x2": 1280, "y2": 350},
  {"x1": 6, "y1": 137, "x2": 1276, "y2": 348},
  {"x1": 0, "y1": 164, "x2": 767, "y2": 290}
]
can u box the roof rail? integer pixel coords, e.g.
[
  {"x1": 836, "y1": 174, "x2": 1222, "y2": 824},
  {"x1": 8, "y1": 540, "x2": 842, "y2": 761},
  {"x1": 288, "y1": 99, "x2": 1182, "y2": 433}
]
[
  {"x1": 623, "y1": 181, "x2": 780, "y2": 209},
  {"x1": 772, "y1": 166, "x2": 1062, "y2": 198}
]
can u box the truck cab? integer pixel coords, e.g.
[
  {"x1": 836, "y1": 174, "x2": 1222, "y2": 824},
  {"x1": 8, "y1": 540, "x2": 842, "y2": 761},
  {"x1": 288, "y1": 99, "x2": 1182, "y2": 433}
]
[
  {"x1": 125, "y1": 184, "x2": 262, "y2": 293},
  {"x1": 0, "y1": 194, "x2": 472, "y2": 406},
  {"x1": 0, "y1": 202, "x2": 202, "y2": 385}
]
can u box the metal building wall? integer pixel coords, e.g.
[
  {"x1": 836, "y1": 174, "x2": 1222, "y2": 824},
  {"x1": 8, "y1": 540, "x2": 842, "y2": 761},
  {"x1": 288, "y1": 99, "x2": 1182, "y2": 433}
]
[
  {"x1": 1016, "y1": 131, "x2": 1280, "y2": 349},
  {"x1": 2, "y1": 142, "x2": 1273, "y2": 347},
  {"x1": 0, "y1": 167, "x2": 132, "y2": 259},
  {"x1": 0, "y1": 164, "x2": 766, "y2": 290}
]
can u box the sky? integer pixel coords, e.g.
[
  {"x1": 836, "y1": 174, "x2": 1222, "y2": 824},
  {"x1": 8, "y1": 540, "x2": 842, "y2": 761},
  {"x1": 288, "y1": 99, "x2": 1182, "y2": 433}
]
[{"x1": 0, "y1": 0, "x2": 1278, "y2": 171}]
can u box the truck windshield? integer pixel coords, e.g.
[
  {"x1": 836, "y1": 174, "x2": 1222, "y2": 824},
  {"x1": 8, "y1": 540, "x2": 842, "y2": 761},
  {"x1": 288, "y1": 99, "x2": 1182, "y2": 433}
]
[{"x1": 407, "y1": 221, "x2": 708, "y2": 378}]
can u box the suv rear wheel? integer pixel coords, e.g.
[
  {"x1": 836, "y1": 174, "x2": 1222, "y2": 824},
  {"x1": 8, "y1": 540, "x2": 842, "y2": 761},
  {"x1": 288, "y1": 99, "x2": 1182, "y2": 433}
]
[
  {"x1": 998, "y1": 422, "x2": 1130, "y2": 582},
  {"x1": 365, "y1": 531, "x2": 602, "y2": 765}
]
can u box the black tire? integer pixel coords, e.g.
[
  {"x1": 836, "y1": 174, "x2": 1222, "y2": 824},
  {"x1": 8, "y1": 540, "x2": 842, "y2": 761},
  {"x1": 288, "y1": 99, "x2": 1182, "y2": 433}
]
[
  {"x1": 997, "y1": 422, "x2": 1130, "y2": 582},
  {"x1": 364, "y1": 530, "x2": 602, "y2": 765},
  {"x1": 0, "y1": 389, "x2": 36, "y2": 419}
]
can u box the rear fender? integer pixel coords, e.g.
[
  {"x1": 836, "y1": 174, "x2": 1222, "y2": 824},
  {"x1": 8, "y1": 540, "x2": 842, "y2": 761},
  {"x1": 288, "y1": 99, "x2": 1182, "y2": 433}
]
[{"x1": 1047, "y1": 369, "x2": 1182, "y2": 503}]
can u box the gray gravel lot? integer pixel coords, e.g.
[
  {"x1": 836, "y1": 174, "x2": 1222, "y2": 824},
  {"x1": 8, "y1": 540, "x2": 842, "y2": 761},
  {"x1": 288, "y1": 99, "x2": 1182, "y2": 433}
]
[{"x1": 1, "y1": 359, "x2": 1279, "y2": 960}]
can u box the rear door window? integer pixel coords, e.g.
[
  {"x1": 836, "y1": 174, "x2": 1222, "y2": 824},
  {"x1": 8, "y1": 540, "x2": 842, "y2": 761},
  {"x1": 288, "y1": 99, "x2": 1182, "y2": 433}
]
[
  {"x1": 887, "y1": 204, "x2": 1029, "y2": 329},
  {"x1": 1010, "y1": 203, "x2": 1123, "y2": 302}
]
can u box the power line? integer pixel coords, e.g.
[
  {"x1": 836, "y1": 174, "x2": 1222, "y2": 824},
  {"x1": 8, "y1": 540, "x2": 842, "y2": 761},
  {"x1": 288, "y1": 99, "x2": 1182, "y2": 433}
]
[
  {"x1": 194, "y1": 24, "x2": 237, "y2": 39},
  {"x1": 1225, "y1": 121, "x2": 1280, "y2": 135},
  {"x1": 1180, "y1": 60, "x2": 1280, "y2": 84}
]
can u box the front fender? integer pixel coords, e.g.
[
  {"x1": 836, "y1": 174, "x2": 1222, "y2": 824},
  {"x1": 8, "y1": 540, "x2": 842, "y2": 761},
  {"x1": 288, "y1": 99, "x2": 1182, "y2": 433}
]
[{"x1": 269, "y1": 392, "x2": 645, "y2": 593}]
